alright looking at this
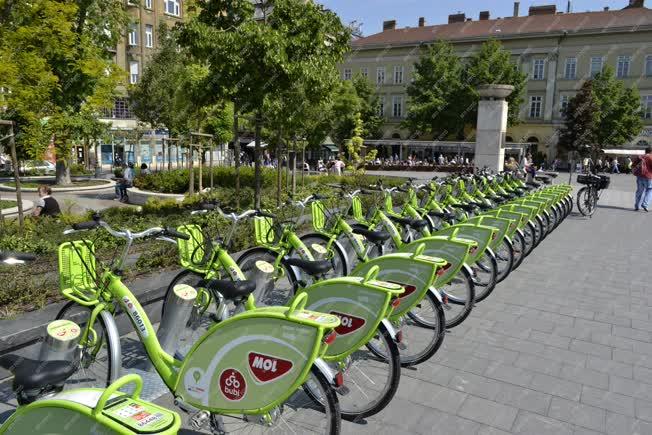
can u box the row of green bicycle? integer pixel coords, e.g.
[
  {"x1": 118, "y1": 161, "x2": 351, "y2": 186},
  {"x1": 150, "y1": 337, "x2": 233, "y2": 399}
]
[{"x1": 0, "y1": 170, "x2": 572, "y2": 434}]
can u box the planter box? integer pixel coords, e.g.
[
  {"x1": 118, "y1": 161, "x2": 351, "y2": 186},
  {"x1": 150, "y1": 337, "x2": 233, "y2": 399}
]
[{"x1": 126, "y1": 187, "x2": 185, "y2": 205}]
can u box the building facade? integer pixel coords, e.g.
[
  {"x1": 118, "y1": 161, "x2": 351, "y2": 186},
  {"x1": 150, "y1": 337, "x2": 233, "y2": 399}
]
[{"x1": 340, "y1": 0, "x2": 652, "y2": 160}]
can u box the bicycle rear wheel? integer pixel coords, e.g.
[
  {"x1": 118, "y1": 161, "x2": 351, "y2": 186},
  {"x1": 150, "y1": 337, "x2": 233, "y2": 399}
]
[
  {"x1": 237, "y1": 248, "x2": 297, "y2": 306},
  {"x1": 300, "y1": 233, "x2": 348, "y2": 278},
  {"x1": 577, "y1": 187, "x2": 597, "y2": 217},
  {"x1": 55, "y1": 302, "x2": 119, "y2": 390},
  {"x1": 494, "y1": 238, "x2": 515, "y2": 283},
  {"x1": 472, "y1": 250, "x2": 498, "y2": 302},
  {"x1": 511, "y1": 230, "x2": 526, "y2": 270},
  {"x1": 217, "y1": 365, "x2": 341, "y2": 434},
  {"x1": 441, "y1": 266, "x2": 475, "y2": 328}
]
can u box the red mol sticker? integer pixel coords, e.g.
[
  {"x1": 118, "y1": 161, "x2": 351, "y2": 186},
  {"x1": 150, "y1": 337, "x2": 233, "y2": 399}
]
[
  {"x1": 330, "y1": 311, "x2": 366, "y2": 336},
  {"x1": 247, "y1": 352, "x2": 293, "y2": 383},
  {"x1": 219, "y1": 369, "x2": 246, "y2": 401},
  {"x1": 386, "y1": 282, "x2": 418, "y2": 305}
]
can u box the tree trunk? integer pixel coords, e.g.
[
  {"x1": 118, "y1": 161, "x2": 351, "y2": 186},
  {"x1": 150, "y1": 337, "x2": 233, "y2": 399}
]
[
  {"x1": 301, "y1": 145, "x2": 305, "y2": 186},
  {"x1": 276, "y1": 130, "x2": 282, "y2": 207},
  {"x1": 198, "y1": 144, "x2": 203, "y2": 193},
  {"x1": 254, "y1": 114, "x2": 262, "y2": 209},
  {"x1": 151, "y1": 136, "x2": 156, "y2": 172},
  {"x1": 9, "y1": 125, "x2": 24, "y2": 233},
  {"x1": 161, "y1": 133, "x2": 166, "y2": 171},
  {"x1": 233, "y1": 104, "x2": 241, "y2": 209},
  {"x1": 83, "y1": 137, "x2": 90, "y2": 170},
  {"x1": 209, "y1": 142, "x2": 214, "y2": 189},
  {"x1": 291, "y1": 139, "x2": 296, "y2": 197},
  {"x1": 189, "y1": 140, "x2": 195, "y2": 195},
  {"x1": 54, "y1": 137, "x2": 72, "y2": 185}
]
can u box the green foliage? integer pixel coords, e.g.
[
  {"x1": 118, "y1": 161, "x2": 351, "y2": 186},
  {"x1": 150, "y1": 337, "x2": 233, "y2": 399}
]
[
  {"x1": 558, "y1": 81, "x2": 599, "y2": 158},
  {"x1": 591, "y1": 67, "x2": 644, "y2": 148},
  {"x1": 330, "y1": 76, "x2": 383, "y2": 146},
  {"x1": 344, "y1": 113, "x2": 376, "y2": 174},
  {"x1": 134, "y1": 167, "x2": 279, "y2": 194}
]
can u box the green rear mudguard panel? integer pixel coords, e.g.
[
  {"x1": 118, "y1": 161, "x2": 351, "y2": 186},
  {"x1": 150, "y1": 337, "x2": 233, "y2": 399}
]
[
  {"x1": 350, "y1": 253, "x2": 445, "y2": 318},
  {"x1": 501, "y1": 204, "x2": 537, "y2": 222},
  {"x1": 298, "y1": 277, "x2": 403, "y2": 359},
  {"x1": 433, "y1": 224, "x2": 496, "y2": 263},
  {"x1": 176, "y1": 308, "x2": 338, "y2": 413},
  {"x1": 467, "y1": 216, "x2": 511, "y2": 250},
  {"x1": 0, "y1": 394, "x2": 180, "y2": 435},
  {"x1": 484, "y1": 209, "x2": 528, "y2": 232},
  {"x1": 399, "y1": 236, "x2": 474, "y2": 286}
]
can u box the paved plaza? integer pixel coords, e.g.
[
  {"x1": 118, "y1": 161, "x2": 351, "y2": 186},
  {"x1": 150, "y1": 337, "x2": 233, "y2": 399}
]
[{"x1": 1, "y1": 173, "x2": 651, "y2": 434}]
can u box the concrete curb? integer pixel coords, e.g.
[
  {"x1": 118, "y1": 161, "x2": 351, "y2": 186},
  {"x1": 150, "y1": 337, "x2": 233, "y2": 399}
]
[
  {"x1": 0, "y1": 178, "x2": 115, "y2": 193},
  {"x1": 126, "y1": 187, "x2": 185, "y2": 205},
  {"x1": 0, "y1": 200, "x2": 34, "y2": 216}
]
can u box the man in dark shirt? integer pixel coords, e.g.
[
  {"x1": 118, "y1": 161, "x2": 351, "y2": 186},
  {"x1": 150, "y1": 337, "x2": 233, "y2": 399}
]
[
  {"x1": 32, "y1": 185, "x2": 61, "y2": 217},
  {"x1": 633, "y1": 147, "x2": 652, "y2": 212}
]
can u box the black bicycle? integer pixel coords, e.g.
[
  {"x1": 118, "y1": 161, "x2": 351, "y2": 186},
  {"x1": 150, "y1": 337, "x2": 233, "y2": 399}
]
[{"x1": 576, "y1": 173, "x2": 610, "y2": 217}]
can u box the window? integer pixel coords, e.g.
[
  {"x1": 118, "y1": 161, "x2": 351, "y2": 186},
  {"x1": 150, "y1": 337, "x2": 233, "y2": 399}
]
[
  {"x1": 343, "y1": 68, "x2": 352, "y2": 80},
  {"x1": 360, "y1": 67, "x2": 368, "y2": 78},
  {"x1": 532, "y1": 59, "x2": 545, "y2": 80},
  {"x1": 564, "y1": 57, "x2": 577, "y2": 79},
  {"x1": 642, "y1": 96, "x2": 652, "y2": 119},
  {"x1": 103, "y1": 98, "x2": 134, "y2": 119},
  {"x1": 529, "y1": 96, "x2": 543, "y2": 118},
  {"x1": 394, "y1": 66, "x2": 404, "y2": 84},
  {"x1": 590, "y1": 56, "x2": 604, "y2": 77},
  {"x1": 128, "y1": 24, "x2": 138, "y2": 46},
  {"x1": 392, "y1": 95, "x2": 403, "y2": 118},
  {"x1": 145, "y1": 0, "x2": 152, "y2": 8},
  {"x1": 559, "y1": 95, "x2": 570, "y2": 116},
  {"x1": 145, "y1": 25, "x2": 154, "y2": 48},
  {"x1": 378, "y1": 96, "x2": 385, "y2": 117},
  {"x1": 164, "y1": 0, "x2": 180, "y2": 16},
  {"x1": 129, "y1": 61, "x2": 139, "y2": 84},
  {"x1": 646, "y1": 56, "x2": 652, "y2": 76},
  {"x1": 411, "y1": 66, "x2": 416, "y2": 82},
  {"x1": 376, "y1": 67, "x2": 386, "y2": 85},
  {"x1": 617, "y1": 55, "x2": 631, "y2": 78}
]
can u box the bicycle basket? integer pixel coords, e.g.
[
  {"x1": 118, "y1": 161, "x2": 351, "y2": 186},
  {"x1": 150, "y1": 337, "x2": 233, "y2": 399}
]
[
  {"x1": 311, "y1": 201, "x2": 327, "y2": 232},
  {"x1": 598, "y1": 175, "x2": 611, "y2": 190},
  {"x1": 577, "y1": 174, "x2": 601, "y2": 186},
  {"x1": 254, "y1": 215, "x2": 276, "y2": 245},
  {"x1": 58, "y1": 240, "x2": 98, "y2": 303},
  {"x1": 351, "y1": 196, "x2": 365, "y2": 221},
  {"x1": 177, "y1": 224, "x2": 212, "y2": 270}
]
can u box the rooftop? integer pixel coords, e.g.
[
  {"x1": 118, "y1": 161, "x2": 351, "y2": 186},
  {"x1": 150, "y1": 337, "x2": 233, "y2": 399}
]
[{"x1": 351, "y1": 4, "x2": 652, "y2": 49}]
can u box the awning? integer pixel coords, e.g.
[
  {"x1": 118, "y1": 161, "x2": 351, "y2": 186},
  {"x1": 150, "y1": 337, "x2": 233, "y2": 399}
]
[
  {"x1": 323, "y1": 144, "x2": 339, "y2": 153},
  {"x1": 245, "y1": 141, "x2": 268, "y2": 149},
  {"x1": 602, "y1": 149, "x2": 645, "y2": 156}
]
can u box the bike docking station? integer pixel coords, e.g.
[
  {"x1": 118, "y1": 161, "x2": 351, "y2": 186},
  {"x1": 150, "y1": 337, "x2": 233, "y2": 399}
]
[
  {"x1": 156, "y1": 283, "x2": 198, "y2": 359},
  {"x1": 39, "y1": 319, "x2": 81, "y2": 363}
]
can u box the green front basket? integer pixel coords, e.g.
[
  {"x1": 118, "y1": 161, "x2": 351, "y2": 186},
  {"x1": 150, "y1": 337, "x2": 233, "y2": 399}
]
[
  {"x1": 254, "y1": 215, "x2": 276, "y2": 245},
  {"x1": 58, "y1": 240, "x2": 98, "y2": 303}
]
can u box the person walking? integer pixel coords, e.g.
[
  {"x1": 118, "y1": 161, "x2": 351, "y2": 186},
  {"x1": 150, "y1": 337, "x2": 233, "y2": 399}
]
[
  {"x1": 633, "y1": 147, "x2": 652, "y2": 212},
  {"x1": 612, "y1": 158, "x2": 620, "y2": 174},
  {"x1": 32, "y1": 185, "x2": 61, "y2": 217},
  {"x1": 117, "y1": 162, "x2": 135, "y2": 203}
]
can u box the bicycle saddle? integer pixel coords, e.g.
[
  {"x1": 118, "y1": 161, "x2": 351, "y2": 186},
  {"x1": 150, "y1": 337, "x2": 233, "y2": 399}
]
[
  {"x1": 450, "y1": 203, "x2": 476, "y2": 212},
  {"x1": 0, "y1": 354, "x2": 76, "y2": 392},
  {"x1": 428, "y1": 210, "x2": 456, "y2": 221},
  {"x1": 352, "y1": 227, "x2": 391, "y2": 244},
  {"x1": 526, "y1": 181, "x2": 541, "y2": 188},
  {"x1": 388, "y1": 215, "x2": 428, "y2": 230},
  {"x1": 198, "y1": 279, "x2": 256, "y2": 300},
  {"x1": 285, "y1": 258, "x2": 332, "y2": 276},
  {"x1": 476, "y1": 201, "x2": 493, "y2": 210}
]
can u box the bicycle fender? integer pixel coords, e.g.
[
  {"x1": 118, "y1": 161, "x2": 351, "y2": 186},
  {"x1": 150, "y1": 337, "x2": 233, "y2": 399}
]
[
  {"x1": 313, "y1": 357, "x2": 340, "y2": 388},
  {"x1": 381, "y1": 318, "x2": 400, "y2": 342},
  {"x1": 100, "y1": 309, "x2": 122, "y2": 383},
  {"x1": 427, "y1": 287, "x2": 443, "y2": 304}
]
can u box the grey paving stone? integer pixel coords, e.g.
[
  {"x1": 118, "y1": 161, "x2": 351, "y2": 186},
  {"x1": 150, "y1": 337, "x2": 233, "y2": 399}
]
[
  {"x1": 514, "y1": 353, "x2": 562, "y2": 377},
  {"x1": 570, "y1": 339, "x2": 614, "y2": 359},
  {"x1": 614, "y1": 326, "x2": 652, "y2": 343},
  {"x1": 472, "y1": 342, "x2": 520, "y2": 365},
  {"x1": 537, "y1": 345, "x2": 588, "y2": 367},
  {"x1": 530, "y1": 372, "x2": 582, "y2": 401},
  {"x1": 476, "y1": 426, "x2": 512, "y2": 435},
  {"x1": 412, "y1": 406, "x2": 483, "y2": 435},
  {"x1": 406, "y1": 362, "x2": 458, "y2": 387},
  {"x1": 581, "y1": 385, "x2": 635, "y2": 417},
  {"x1": 548, "y1": 397, "x2": 606, "y2": 432},
  {"x1": 529, "y1": 330, "x2": 572, "y2": 349},
  {"x1": 606, "y1": 411, "x2": 652, "y2": 435},
  {"x1": 636, "y1": 400, "x2": 652, "y2": 423},
  {"x1": 512, "y1": 410, "x2": 574, "y2": 435},
  {"x1": 595, "y1": 312, "x2": 632, "y2": 327},
  {"x1": 634, "y1": 366, "x2": 652, "y2": 385},
  {"x1": 610, "y1": 375, "x2": 652, "y2": 402},
  {"x1": 484, "y1": 363, "x2": 536, "y2": 388},
  {"x1": 587, "y1": 356, "x2": 634, "y2": 378},
  {"x1": 590, "y1": 332, "x2": 636, "y2": 351},
  {"x1": 560, "y1": 307, "x2": 596, "y2": 321},
  {"x1": 572, "y1": 427, "x2": 604, "y2": 435},
  {"x1": 457, "y1": 396, "x2": 519, "y2": 431},
  {"x1": 503, "y1": 335, "x2": 548, "y2": 355},
  {"x1": 492, "y1": 382, "x2": 552, "y2": 415},
  {"x1": 434, "y1": 350, "x2": 494, "y2": 376},
  {"x1": 414, "y1": 382, "x2": 468, "y2": 415},
  {"x1": 448, "y1": 372, "x2": 501, "y2": 400}
]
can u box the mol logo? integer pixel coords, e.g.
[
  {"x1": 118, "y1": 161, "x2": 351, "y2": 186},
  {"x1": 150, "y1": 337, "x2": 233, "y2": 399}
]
[
  {"x1": 247, "y1": 352, "x2": 293, "y2": 383},
  {"x1": 330, "y1": 311, "x2": 366, "y2": 336},
  {"x1": 219, "y1": 369, "x2": 246, "y2": 401}
]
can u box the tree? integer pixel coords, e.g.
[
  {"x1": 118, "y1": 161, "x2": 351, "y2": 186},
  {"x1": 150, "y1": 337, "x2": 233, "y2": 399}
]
[
  {"x1": 591, "y1": 67, "x2": 644, "y2": 149},
  {"x1": 403, "y1": 41, "x2": 465, "y2": 139},
  {"x1": 343, "y1": 113, "x2": 376, "y2": 174},
  {"x1": 181, "y1": 0, "x2": 350, "y2": 208},
  {"x1": 557, "y1": 81, "x2": 599, "y2": 158},
  {"x1": 330, "y1": 76, "x2": 382, "y2": 147},
  {"x1": 462, "y1": 39, "x2": 527, "y2": 129}
]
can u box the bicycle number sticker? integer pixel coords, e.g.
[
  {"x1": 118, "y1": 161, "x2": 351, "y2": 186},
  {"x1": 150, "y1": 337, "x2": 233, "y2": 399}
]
[
  {"x1": 122, "y1": 296, "x2": 149, "y2": 338},
  {"x1": 247, "y1": 352, "x2": 293, "y2": 383},
  {"x1": 330, "y1": 311, "x2": 366, "y2": 336},
  {"x1": 219, "y1": 369, "x2": 247, "y2": 401}
]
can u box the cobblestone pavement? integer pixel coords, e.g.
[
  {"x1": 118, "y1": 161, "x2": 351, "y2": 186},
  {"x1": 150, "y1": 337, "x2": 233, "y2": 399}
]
[{"x1": 2, "y1": 173, "x2": 651, "y2": 434}]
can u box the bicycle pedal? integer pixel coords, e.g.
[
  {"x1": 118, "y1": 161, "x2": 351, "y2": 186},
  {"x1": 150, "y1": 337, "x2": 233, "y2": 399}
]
[{"x1": 190, "y1": 410, "x2": 211, "y2": 429}]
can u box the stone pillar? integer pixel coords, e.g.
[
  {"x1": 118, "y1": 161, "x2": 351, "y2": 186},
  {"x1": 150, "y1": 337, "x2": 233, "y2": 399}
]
[{"x1": 474, "y1": 84, "x2": 514, "y2": 173}]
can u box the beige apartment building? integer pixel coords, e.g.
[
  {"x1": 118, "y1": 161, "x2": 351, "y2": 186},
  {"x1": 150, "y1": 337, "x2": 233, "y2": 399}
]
[
  {"x1": 340, "y1": 0, "x2": 652, "y2": 160},
  {"x1": 96, "y1": 0, "x2": 184, "y2": 167}
]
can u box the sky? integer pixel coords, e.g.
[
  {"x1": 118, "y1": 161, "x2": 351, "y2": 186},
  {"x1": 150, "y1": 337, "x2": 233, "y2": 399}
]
[{"x1": 318, "y1": 0, "x2": 630, "y2": 35}]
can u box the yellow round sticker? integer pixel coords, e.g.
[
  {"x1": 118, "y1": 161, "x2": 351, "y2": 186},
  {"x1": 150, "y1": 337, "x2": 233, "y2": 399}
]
[
  {"x1": 311, "y1": 243, "x2": 328, "y2": 255},
  {"x1": 255, "y1": 260, "x2": 275, "y2": 273},
  {"x1": 174, "y1": 284, "x2": 198, "y2": 300},
  {"x1": 47, "y1": 320, "x2": 81, "y2": 342}
]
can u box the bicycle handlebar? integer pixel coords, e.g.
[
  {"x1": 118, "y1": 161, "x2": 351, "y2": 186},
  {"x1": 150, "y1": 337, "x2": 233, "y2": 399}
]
[{"x1": 66, "y1": 220, "x2": 189, "y2": 241}]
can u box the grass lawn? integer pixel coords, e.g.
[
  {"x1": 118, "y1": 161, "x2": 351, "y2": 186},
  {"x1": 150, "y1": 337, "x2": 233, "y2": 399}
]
[
  {"x1": 0, "y1": 200, "x2": 17, "y2": 209},
  {"x1": 2, "y1": 179, "x2": 110, "y2": 189}
]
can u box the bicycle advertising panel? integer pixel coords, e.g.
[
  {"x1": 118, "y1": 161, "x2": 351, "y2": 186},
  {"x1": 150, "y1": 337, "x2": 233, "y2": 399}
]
[{"x1": 400, "y1": 236, "x2": 474, "y2": 286}]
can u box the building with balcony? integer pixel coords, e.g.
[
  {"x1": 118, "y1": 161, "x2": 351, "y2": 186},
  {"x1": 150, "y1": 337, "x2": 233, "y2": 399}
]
[{"x1": 340, "y1": 0, "x2": 652, "y2": 160}]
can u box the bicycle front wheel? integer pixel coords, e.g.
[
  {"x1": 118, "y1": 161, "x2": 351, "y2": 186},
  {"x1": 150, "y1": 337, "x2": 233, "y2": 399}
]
[
  {"x1": 511, "y1": 230, "x2": 526, "y2": 270},
  {"x1": 300, "y1": 233, "x2": 348, "y2": 279},
  {"x1": 577, "y1": 187, "x2": 597, "y2": 217},
  {"x1": 55, "y1": 302, "x2": 119, "y2": 390},
  {"x1": 472, "y1": 250, "x2": 498, "y2": 303},
  {"x1": 217, "y1": 365, "x2": 341, "y2": 434},
  {"x1": 441, "y1": 266, "x2": 475, "y2": 329},
  {"x1": 494, "y1": 238, "x2": 515, "y2": 283}
]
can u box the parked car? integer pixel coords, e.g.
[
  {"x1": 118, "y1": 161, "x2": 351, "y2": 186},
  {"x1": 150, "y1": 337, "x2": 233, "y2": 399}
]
[{"x1": 21, "y1": 160, "x2": 55, "y2": 174}]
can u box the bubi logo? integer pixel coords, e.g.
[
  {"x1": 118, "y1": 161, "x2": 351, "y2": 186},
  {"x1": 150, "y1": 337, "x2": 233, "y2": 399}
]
[
  {"x1": 330, "y1": 311, "x2": 366, "y2": 336},
  {"x1": 247, "y1": 352, "x2": 293, "y2": 383},
  {"x1": 219, "y1": 369, "x2": 246, "y2": 401}
]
